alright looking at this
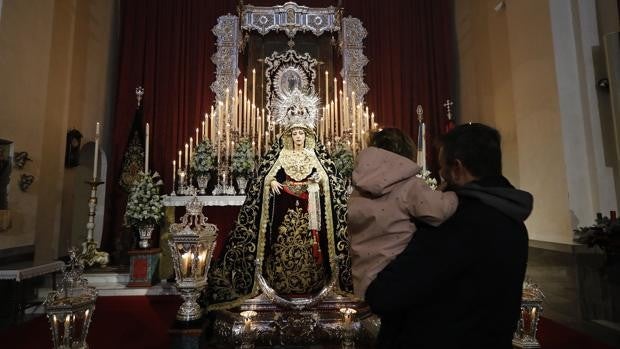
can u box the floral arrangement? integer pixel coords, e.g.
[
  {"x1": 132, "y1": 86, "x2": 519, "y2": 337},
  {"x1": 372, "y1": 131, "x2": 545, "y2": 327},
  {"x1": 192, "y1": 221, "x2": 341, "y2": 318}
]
[
  {"x1": 231, "y1": 138, "x2": 255, "y2": 177},
  {"x1": 124, "y1": 171, "x2": 164, "y2": 228},
  {"x1": 331, "y1": 143, "x2": 354, "y2": 179},
  {"x1": 416, "y1": 169, "x2": 438, "y2": 190},
  {"x1": 191, "y1": 140, "x2": 216, "y2": 176},
  {"x1": 573, "y1": 213, "x2": 620, "y2": 258}
]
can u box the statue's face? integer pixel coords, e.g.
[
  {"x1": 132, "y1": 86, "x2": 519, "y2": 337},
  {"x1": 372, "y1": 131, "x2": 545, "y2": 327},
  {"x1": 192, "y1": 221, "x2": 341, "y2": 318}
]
[{"x1": 291, "y1": 128, "x2": 306, "y2": 148}]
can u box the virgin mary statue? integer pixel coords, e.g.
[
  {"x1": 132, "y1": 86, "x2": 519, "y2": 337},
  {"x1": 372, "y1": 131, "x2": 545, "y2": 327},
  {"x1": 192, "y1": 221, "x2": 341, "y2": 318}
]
[{"x1": 208, "y1": 90, "x2": 352, "y2": 310}]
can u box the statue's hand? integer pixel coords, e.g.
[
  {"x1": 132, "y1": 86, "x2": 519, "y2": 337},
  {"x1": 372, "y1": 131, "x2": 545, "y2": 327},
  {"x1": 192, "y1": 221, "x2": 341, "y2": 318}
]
[
  {"x1": 309, "y1": 172, "x2": 320, "y2": 183},
  {"x1": 270, "y1": 180, "x2": 283, "y2": 195}
]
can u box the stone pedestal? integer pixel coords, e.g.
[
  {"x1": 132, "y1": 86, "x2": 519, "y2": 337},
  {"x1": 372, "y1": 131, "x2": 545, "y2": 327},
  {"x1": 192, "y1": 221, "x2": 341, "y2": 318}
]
[{"x1": 127, "y1": 248, "x2": 160, "y2": 287}]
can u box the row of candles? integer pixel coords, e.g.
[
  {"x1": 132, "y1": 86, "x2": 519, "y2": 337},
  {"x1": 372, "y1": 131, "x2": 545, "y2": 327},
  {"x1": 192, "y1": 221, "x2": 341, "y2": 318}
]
[
  {"x1": 319, "y1": 71, "x2": 377, "y2": 153},
  {"x1": 171, "y1": 70, "x2": 381, "y2": 176},
  {"x1": 91, "y1": 97, "x2": 430, "y2": 189}
]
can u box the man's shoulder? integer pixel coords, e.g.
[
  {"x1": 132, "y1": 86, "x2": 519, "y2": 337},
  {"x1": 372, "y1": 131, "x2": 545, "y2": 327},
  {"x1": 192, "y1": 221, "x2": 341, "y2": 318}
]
[{"x1": 435, "y1": 195, "x2": 527, "y2": 239}]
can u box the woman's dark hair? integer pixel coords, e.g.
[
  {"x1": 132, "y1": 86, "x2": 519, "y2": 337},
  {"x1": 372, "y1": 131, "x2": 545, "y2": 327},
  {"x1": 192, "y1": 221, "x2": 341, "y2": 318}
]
[
  {"x1": 440, "y1": 123, "x2": 502, "y2": 178},
  {"x1": 369, "y1": 128, "x2": 417, "y2": 160}
]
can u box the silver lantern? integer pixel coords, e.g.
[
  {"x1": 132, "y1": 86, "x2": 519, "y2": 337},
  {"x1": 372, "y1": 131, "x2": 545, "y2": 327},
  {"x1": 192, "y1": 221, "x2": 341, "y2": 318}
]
[
  {"x1": 513, "y1": 280, "x2": 545, "y2": 348},
  {"x1": 45, "y1": 248, "x2": 97, "y2": 349},
  {"x1": 168, "y1": 195, "x2": 218, "y2": 321}
]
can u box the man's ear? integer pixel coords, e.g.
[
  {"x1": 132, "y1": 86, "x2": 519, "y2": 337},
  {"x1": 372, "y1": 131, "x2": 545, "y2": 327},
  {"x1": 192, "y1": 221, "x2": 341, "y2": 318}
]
[
  {"x1": 452, "y1": 159, "x2": 465, "y2": 179},
  {"x1": 451, "y1": 159, "x2": 469, "y2": 186},
  {"x1": 453, "y1": 159, "x2": 477, "y2": 185}
]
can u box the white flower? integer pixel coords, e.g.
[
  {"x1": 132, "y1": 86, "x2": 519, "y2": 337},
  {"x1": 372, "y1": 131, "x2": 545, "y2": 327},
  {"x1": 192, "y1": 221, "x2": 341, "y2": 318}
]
[
  {"x1": 416, "y1": 169, "x2": 438, "y2": 190},
  {"x1": 231, "y1": 138, "x2": 256, "y2": 177},
  {"x1": 124, "y1": 171, "x2": 164, "y2": 228},
  {"x1": 191, "y1": 140, "x2": 216, "y2": 175}
]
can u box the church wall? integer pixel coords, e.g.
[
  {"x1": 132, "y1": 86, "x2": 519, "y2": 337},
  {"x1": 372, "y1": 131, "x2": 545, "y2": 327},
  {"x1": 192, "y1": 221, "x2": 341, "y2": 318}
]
[
  {"x1": 0, "y1": 0, "x2": 55, "y2": 253},
  {"x1": 549, "y1": 0, "x2": 619, "y2": 236},
  {"x1": 0, "y1": 0, "x2": 118, "y2": 261},
  {"x1": 455, "y1": 0, "x2": 573, "y2": 244},
  {"x1": 457, "y1": 0, "x2": 620, "y2": 245}
]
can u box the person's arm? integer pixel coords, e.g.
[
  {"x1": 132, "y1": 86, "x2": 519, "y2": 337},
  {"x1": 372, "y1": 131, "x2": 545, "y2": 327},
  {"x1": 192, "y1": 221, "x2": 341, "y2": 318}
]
[
  {"x1": 403, "y1": 180, "x2": 458, "y2": 227},
  {"x1": 266, "y1": 166, "x2": 284, "y2": 194},
  {"x1": 365, "y1": 217, "x2": 476, "y2": 315}
]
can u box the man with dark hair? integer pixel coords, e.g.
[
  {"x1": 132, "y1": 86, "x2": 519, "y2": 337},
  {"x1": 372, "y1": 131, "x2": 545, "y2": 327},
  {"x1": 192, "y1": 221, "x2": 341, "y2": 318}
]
[{"x1": 366, "y1": 123, "x2": 533, "y2": 348}]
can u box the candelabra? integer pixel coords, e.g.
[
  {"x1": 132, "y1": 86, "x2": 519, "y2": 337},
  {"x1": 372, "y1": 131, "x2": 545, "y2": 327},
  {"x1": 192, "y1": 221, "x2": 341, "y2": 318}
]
[
  {"x1": 80, "y1": 180, "x2": 109, "y2": 268},
  {"x1": 168, "y1": 196, "x2": 218, "y2": 321},
  {"x1": 213, "y1": 164, "x2": 236, "y2": 195}
]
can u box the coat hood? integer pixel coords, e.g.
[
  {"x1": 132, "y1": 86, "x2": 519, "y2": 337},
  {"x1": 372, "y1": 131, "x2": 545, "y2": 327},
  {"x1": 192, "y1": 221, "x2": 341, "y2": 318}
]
[
  {"x1": 352, "y1": 147, "x2": 420, "y2": 197},
  {"x1": 457, "y1": 176, "x2": 533, "y2": 222}
]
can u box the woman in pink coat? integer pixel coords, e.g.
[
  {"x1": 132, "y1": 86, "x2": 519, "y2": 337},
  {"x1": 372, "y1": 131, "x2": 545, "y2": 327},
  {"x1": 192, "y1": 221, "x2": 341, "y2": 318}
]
[{"x1": 348, "y1": 128, "x2": 458, "y2": 299}]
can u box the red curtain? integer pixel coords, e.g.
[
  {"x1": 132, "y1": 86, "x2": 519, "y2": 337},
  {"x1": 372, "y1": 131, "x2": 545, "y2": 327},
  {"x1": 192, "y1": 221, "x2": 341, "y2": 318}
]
[{"x1": 103, "y1": 0, "x2": 454, "y2": 256}]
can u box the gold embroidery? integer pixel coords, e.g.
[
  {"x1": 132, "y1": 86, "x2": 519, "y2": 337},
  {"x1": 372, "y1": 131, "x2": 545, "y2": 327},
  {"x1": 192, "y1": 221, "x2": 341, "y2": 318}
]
[
  {"x1": 264, "y1": 207, "x2": 325, "y2": 294},
  {"x1": 279, "y1": 149, "x2": 315, "y2": 181}
]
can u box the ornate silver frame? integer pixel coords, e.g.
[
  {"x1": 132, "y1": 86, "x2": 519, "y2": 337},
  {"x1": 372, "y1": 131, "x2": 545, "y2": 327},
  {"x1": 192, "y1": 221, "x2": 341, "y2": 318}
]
[
  {"x1": 211, "y1": 15, "x2": 240, "y2": 105},
  {"x1": 241, "y1": 2, "x2": 340, "y2": 38},
  {"x1": 211, "y1": 2, "x2": 368, "y2": 107},
  {"x1": 264, "y1": 49, "x2": 318, "y2": 115}
]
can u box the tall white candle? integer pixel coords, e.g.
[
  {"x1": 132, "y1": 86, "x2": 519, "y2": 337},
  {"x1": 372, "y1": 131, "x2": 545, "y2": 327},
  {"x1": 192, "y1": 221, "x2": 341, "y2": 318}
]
[
  {"x1": 243, "y1": 78, "x2": 248, "y2": 134},
  {"x1": 210, "y1": 105, "x2": 215, "y2": 140},
  {"x1": 252, "y1": 69, "x2": 256, "y2": 108},
  {"x1": 226, "y1": 121, "x2": 230, "y2": 163},
  {"x1": 238, "y1": 89, "x2": 242, "y2": 133},
  {"x1": 196, "y1": 128, "x2": 199, "y2": 144},
  {"x1": 339, "y1": 90, "x2": 343, "y2": 137},
  {"x1": 351, "y1": 92, "x2": 356, "y2": 130},
  {"x1": 325, "y1": 71, "x2": 329, "y2": 105},
  {"x1": 231, "y1": 141, "x2": 235, "y2": 163},
  {"x1": 421, "y1": 123, "x2": 426, "y2": 172},
  {"x1": 210, "y1": 112, "x2": 215, "y2": 142},
  {"x1": 144, "y1": 123, "x2": 149, "y2": 173},
  {"x1": 172, "y1": 160, "x2": 176, "y2": 190},
  {"x1": 189, "y1": 137, "x2": 193, "y2": 166},
  {"x1": 178, "y1": 150, "x2": 182, "y2": 170},
  {"x1": 93, "y1": 122, "x2": 100, "y2": 180},
  {"x1": 217, "y1": 131, "x2": 221, "y2": 168},
  {"x1": 225, "y1": 88, "x2": 229, "y2": 120},
  {"x1": 257, "y1": 116, "x2": 262, "y2": 155},
  {"x1": 185, "y1": 143, "x2": 189, "y2": 171},
  {"x1": 334, "y1": 78, "x2": 338, "y2": 134}
]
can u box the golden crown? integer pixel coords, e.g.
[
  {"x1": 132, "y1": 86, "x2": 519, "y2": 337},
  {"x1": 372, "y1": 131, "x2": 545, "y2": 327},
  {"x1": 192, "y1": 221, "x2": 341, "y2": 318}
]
[{"x1": 272, "y1": 89, "x2": 320, "y2": 130}]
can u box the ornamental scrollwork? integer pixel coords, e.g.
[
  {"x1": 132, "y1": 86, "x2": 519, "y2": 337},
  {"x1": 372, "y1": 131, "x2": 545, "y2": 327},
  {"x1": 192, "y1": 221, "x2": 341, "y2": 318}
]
[{"x1": 241, "y1": 2, "x2": 340, "y2": 38}]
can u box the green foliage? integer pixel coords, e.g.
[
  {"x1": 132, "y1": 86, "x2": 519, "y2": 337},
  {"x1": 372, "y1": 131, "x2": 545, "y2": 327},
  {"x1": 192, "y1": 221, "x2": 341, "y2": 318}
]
[
  {"x1": 191, "y1": 140, "x2": 216, "y2": 176},
  {"x1": 332, "y1": 144, "x2": 354, "y2": 179},
  {"x1": 573, "y1": 214, "x2": 620, "y2": 255},
  {"x1": 124, "y1": 171, "x2": 164, "y2": 228},
  {"x1": 231, "y1": 138, "x2": 255, "y2": 177}
]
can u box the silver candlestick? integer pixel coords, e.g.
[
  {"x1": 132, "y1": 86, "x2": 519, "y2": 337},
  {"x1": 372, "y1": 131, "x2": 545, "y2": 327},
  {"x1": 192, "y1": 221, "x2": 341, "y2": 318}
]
[{"x1": 80, "y1": 180, "x2": 109, "y2": 268}]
